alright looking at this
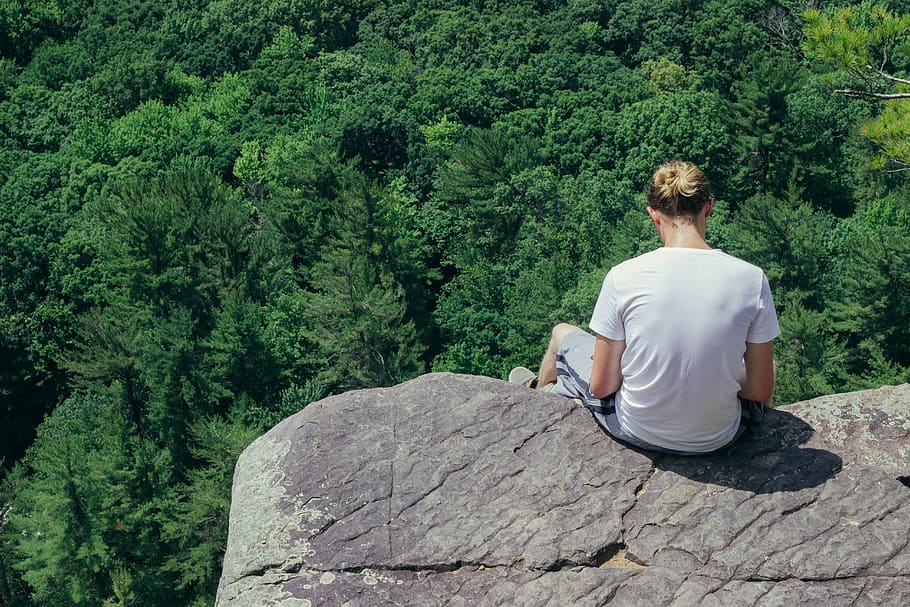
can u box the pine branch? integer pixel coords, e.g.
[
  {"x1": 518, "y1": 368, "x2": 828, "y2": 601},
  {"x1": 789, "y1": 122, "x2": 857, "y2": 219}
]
[
  {"x1": 832, "y1": 89, "x2": 910, "y2": 99},
  {"x1": 884, "y1": 158, "x2": 910, "y2": 173},
  {"x1": 865, "y1": 64, "x2": 910, "y2": 87}
]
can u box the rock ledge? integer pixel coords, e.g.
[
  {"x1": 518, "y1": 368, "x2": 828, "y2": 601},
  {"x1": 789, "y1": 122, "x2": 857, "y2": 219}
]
[{"x1": 216, "y1": 373, "x2": 910, "y2": 606}]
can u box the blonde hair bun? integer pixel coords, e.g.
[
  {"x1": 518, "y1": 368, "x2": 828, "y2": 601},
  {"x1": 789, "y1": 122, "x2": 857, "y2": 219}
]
[{"x1": 647, "y1": 160, "x2": 710, "y2": 216}]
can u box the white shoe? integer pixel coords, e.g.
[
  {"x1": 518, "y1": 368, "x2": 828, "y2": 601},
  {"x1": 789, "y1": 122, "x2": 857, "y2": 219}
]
[{"x1": 508, "y1": 366, "x2": 537, "y2": 387}]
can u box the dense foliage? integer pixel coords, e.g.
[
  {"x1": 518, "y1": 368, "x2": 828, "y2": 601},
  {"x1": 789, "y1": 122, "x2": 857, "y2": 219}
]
[{"x1": 2, "y1": 0, "x2": 910, "y2": 604}]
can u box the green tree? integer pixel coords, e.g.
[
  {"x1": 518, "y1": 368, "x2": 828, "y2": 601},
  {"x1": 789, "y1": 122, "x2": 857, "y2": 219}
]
[
  {"x1": 240, "y1": 26, "x2": 324, "y2": 136},
  {"x1": 0, "y1": 0, "x2": 63, "y2": 63},
  {"x1": 157, "y1": 416, "x2": 259, "y2": 607},
  {"x1": 826, "y1": 203, "x2": 910, "y2": 384},
  {"x1": 773, "y1": 292, "x2": 847, "y2": 404},
  {"x1": 782, "y1": 74, "x2": 873, "y2": 217},
  {"x1": 641, "y1": 57, "x2": 700, "y2": 94},
  {"x1": 99, "y1": 72, "x2": 252, "y2": 174},
  {"x1": 429, "y1": 127, "x2": 540, "y2": 263},
  {"x1": 803, "y1": 2, "x2": 910, "y2": 170},
  {"x1": 4, "y1": 391, "x2": 175, "y2": 606},
  {"x1": 689, "y1": 0, "x2": 766, "y2": 90},
  {"x1": 727, "y1": 190, "x2": 835, "y2": 301},
  {"x1": 0, "y1": 151, "x2": 78, "y2": 469},
  {"x1": 244, "y1": 133, "x2": 354, "y2": 288},
  {"x1": 1, "y1": 466, "x2": 31, "y2": 606},
  {"x1": 200, "y1": 295, "x2": 284, "y2": 415},
  {"x1": 432, "y1": 259, "x2": 510, "y2": 377},
  {"x1": 61, "y1": 161, "x2": 286, "y2": 463},
  {"x1": 602, "y1": 90, "x2": 737, "y2": 198},
  {"x1": 729, "y1": 51, "x2": 807, "y2": 196},
  {"x1": 301, "y1": 175, "x2": 430, "y2": 391}
]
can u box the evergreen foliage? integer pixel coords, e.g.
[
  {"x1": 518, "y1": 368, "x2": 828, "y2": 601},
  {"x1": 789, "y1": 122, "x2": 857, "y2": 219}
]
[
  {"x1": 1, "y1": 0, "x2": 909, "y2": 604},
  {"x1": 803, "y1": 1, "x2": 910, "y2": 170}
]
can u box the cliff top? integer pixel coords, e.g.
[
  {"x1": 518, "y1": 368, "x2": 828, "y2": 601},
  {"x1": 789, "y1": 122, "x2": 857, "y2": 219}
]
[{"x1": 216, "y1": 373, "x2": 910, "y2": 606}]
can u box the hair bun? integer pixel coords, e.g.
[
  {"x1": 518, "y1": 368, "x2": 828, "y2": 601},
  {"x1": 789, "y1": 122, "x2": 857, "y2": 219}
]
[{"x1": 647, "y1": 160, "x2": 710, "y2": 216}]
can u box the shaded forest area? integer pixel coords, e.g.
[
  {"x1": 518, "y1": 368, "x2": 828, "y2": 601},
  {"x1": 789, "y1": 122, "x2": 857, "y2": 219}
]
[{"x1": 2, "y1": 0, "x2": 910, "y2": 604}]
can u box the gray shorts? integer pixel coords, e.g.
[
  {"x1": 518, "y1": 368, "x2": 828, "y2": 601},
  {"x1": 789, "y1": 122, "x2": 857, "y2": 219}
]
[{"x1": 553, "y1": 330, "x2": 758, "y2": 455}]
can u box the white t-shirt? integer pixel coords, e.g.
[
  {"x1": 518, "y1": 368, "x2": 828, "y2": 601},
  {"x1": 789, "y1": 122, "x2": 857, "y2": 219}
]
[{"x1": 589, "y1": 247, "x2": 781, "y2": 453}]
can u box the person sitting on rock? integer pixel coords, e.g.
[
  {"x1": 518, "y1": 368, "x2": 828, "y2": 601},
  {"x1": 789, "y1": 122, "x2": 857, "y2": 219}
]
[{"x1": 512, "y1": 160, "x2": 780, "y2": 454}]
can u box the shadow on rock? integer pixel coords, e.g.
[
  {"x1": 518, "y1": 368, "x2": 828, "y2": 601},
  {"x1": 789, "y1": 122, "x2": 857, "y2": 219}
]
[{"x1": 634, "y1": 408, "x2": 843, "y2": 494}]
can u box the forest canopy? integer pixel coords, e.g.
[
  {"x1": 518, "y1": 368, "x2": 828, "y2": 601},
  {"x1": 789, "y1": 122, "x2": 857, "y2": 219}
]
[{"x1": 2, "y1": 0, "x2": 910, "y2": 605}]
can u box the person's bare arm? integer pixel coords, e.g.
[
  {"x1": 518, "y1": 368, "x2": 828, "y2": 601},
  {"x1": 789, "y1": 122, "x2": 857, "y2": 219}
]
[
  {"x1": 739, "y1": 340, "x2": 776, "y2": 403},
  {"x1": 590, "y1": 334, "x2": 625, "y2": 398}
]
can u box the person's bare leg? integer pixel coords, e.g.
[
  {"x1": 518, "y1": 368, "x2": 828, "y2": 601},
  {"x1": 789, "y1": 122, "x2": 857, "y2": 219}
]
[{"x1": 537, "y1": 323, "x2": 582, "y2": 388}]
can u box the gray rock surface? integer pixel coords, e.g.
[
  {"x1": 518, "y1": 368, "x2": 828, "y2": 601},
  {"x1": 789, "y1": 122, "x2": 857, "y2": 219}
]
[{"x1": 216, "y1": 374, "x2": 910, "y2": 606}]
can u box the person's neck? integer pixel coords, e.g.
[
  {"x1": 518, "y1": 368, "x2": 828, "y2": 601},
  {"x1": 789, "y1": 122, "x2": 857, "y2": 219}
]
[{"x1": 660, "y1": 222, "x2": 712, "y2": 250}]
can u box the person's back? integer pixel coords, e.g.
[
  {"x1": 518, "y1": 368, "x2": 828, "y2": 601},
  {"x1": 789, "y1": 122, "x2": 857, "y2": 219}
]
[{"x1": 591, "y1": 247, "x2": 778, "y2": 452}]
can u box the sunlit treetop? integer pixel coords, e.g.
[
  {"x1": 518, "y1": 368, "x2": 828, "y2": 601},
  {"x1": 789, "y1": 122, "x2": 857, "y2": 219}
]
[
  {"x1": 803, "y1": 2, "x2": 910, "y2": 171},
  {"x1": 803, "y1": 2, "x2": 910, "y2": 99}
]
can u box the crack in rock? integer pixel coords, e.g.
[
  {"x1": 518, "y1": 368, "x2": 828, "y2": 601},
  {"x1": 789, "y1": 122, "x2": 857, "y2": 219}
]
[{"x1": 780, "y1": 495, "x2": 819, "y2": 516}]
